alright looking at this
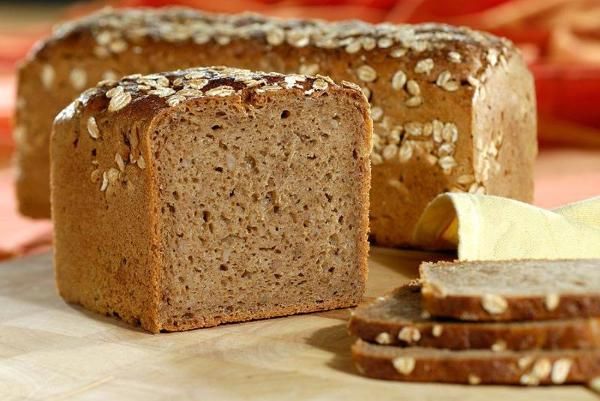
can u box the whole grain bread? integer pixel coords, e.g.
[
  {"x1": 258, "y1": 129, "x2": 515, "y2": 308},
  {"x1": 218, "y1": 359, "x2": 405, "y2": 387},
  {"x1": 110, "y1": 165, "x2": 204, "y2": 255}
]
[
  {"x1": 352, "y1": 339, "x2": 600, "y2": 384},
  {"x1": 420, "y1": 259, "x2": 600, "y2": 321},
  {"x1": 51, "y1": 66, "x2": 371, "y2": 333},
  {"x1": 349, "y1": 284, "x2": 600, "y2": 350},
  {"x1": 17, "y1": 8, "x2": 537, "y2": 246}
]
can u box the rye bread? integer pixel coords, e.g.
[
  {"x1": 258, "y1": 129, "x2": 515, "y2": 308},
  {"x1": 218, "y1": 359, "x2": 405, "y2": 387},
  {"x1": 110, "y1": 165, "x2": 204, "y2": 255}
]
[
  {"x1": 420, "y1": 259, "x2": 600, "y2": 321},
  {"x1": 349, "y1": 285, "x2": 600, "y2": 350},
  {"x1": 352, "y1": 339, "x2": 600, "y2": 384},
  {"x1": 16, "y1": 8, "x2": 537, "y2": 248},
  {"x1": 51, "y1": 67, "x2": 371, "y2": 332}
]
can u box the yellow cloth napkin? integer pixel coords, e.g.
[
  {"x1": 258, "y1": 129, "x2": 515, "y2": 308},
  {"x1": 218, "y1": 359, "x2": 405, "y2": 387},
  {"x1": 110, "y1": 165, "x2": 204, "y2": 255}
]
[{"x1": 413, "y1": 194, "x2": 600, "y2": 261}]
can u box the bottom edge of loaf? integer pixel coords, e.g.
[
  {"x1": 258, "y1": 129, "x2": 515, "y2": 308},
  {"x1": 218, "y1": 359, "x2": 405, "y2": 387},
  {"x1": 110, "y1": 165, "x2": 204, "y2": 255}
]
[
  {"x1": 61, "y1": 294, "x2": 363, "y2": 334},
  {"x1": 158, "y1": 296, "x2": 363, "y2": 333}
]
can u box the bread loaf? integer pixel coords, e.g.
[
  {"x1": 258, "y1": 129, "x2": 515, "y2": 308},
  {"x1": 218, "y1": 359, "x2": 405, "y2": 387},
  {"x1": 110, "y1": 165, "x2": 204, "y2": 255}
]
[
  {"x1": 349, "y1": 285, "x2": 600, "y2": 350},
  {"x1": 420, "y1": 259, "x2": 600, "y2": 321},
  {"x1": 17, "y1": 8, "x2": 537, "y2": 246},
  {"x1": 51, "y1": 67, "x2": 371, "y2": 332},
  {"x1": 352, "y1": 339, "x2": 600, "y2": 384}
]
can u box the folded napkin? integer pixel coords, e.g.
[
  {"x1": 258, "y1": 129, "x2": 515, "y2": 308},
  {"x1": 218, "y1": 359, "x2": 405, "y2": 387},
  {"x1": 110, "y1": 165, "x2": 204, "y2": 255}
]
[{"x1": 413, "y1": 194, "x2": 600, "y2": 261}]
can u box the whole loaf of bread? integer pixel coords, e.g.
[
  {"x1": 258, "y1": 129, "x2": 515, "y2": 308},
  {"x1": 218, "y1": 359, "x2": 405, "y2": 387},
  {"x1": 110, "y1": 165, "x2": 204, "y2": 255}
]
[{"x1": 15, "y1": 8, "x2": 537, "y2": 246}]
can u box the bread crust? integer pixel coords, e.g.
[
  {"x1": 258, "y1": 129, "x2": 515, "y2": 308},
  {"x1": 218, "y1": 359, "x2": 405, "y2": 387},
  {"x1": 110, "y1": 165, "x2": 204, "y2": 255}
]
[
  {"x1": 352, "y1": 339, "x2": 600, "y2": 384},
  {"x1": 17, "y1": 8, "x2": 536, "y2": 248},
  {"x1": 349, "y1": 285, "x2": 600, "y2": 350}
]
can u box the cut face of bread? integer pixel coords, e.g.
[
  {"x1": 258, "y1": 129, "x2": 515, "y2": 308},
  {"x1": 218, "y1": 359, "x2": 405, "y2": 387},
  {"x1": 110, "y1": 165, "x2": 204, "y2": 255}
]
[
  {"x1": 16, "y1": 8, "x2": 537, "y2": 248},
  {"x1": 349, "y1": 285, "x2": 600, "y2": 350},
  {"x1": 352, "y1": 339, "x2": 600, "y2": 384},
  {"x1": 420, "y1": 259, "x2": 600, "y2": 321},
  {"x1": 51, "y1": 67, "x2": 371, "y2": 332}
]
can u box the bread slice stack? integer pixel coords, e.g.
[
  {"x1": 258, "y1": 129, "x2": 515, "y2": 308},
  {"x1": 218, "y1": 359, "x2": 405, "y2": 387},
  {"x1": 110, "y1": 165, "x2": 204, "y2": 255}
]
[{"x1": 350, "y1": 259, "x2": 600, "y2": 385}]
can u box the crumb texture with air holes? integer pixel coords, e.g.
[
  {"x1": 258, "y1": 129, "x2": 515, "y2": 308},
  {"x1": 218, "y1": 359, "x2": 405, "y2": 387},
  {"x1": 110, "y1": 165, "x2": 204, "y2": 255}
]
[{"x1": 153, "y1": 89, "x2": 370, "y2": 330}]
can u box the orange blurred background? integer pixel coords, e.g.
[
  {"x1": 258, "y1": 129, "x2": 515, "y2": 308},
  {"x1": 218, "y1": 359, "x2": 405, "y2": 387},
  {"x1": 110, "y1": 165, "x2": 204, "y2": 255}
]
[{"x1": 0, "y1": 0, "x2": 599, "y2": 259}]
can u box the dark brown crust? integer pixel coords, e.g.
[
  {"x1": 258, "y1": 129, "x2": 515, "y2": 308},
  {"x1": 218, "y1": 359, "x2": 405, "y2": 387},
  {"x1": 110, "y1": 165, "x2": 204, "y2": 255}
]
[
  {"x1": 352, "y1": 340, "x2": 600, "y2": 384},
  {"x1": 348, "y1": 286, "x2": 600, "y2": 350},
  {"x1": 159, "y1": 297, "x2": 363, "y2": 332},
  {"x1": 420, "y1": 259, "x2": 600, "y2": 322},
  {"x1": 31, "y1": 8, "x2": 510, "y2": 66}
]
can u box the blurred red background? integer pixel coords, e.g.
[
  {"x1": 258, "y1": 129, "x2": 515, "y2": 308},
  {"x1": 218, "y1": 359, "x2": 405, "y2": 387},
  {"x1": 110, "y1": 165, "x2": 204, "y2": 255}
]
[{"x1": 0, "y1": 0, "x2": 599, "y2": 259}]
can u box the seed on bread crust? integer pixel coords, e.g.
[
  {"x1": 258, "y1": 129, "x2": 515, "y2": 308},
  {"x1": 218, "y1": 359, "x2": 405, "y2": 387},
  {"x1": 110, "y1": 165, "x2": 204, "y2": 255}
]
[
  {"x1": 87, "y1": 117, "x2": 100, "y2": 139},
  {"x1": 481, "y1": 293, "x2": 508, "y2": 315},
  {"x1": 356, "y1": 65, "x2": 377, "y2": 82},
  {"x1": 391, "y1": 70, "x2": 407, "y2": 91},
  {"x1": 551, "y1": 358, "x2": 572, "y2": 384},
  {"x1": 375, "y1": 332, "x2": 392, "y2": 345},
  {"x1": 382, "y1": 144, "x2": 398, "y2": 161},
  {"x1": 532, "y1": 358, "x2": 552, "y2": 379},
  {"x1": 312, "y1": 78, "x2": 329, "y2": 91},
  {"x1": 491, "y1": 340, "x2": 507, "y2": 352},
  {"x1": 69, "y1": 68, "x2": 87, "y2": 90},
  {"x1": 468, "y1": 374, "x2": 481, "y2": 385},
  {"x1": 100, "y1": 171, "x2": 109, "y2": 192},
  {"x1": 518, "y1": 356, "x2": 533, "y2": 369},
  {"x1": 414, "y1": 58, "x2": 434, "y2": 74},
  {"x1": 205, "y1": 85, "x2": 236, "y2": 97},
  {"x1": 448, "y1": 51, "x2": 462, "y2": 63},
  {"x1": 406, "y1": 80, "x2": 420, "y2": 96},
  {"x1": 265, "y1": 27, "x2": 285, "y2": 46},
  {"x1": 115, "y1": 153, "x2": 125, "y2": 172},
  {"x1": 371, "y1": 153, "x2": 383, "y2": 165},
  {"x1": 520, "y1": 373, "x2": 539, "y2": 386},
  {"x1": 137, "y1": 156, "x2": 146, "y2": 169},
  {"x1": 545, "y1": 293, "x2": 560, "y2": 311},
  {"x1": 392, "y1": 357, "x2": 416, "y2": 375},
  {"x1": 405, "y1": 96, "x2": 422, "y2": 107},
  {"x1": 370, "y1": 106, "x2": 383, "y2": 122},
  {"x1": 345, "y1": 40, "x2": 362, "y2": 54},
  {"x1": 398, "y1": 326, "x2": 421, "y2": 344},
  {"x1": 108, "y1": 90, "x2": 132, "y2": 112},
  {"x1": 41, "y1": 64, "x2": 55, "y2": 89}
]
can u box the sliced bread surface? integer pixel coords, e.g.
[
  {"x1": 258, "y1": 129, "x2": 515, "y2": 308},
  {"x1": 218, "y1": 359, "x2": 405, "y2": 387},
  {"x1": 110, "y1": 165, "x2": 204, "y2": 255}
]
[
  {"x1": 352, "y1": 339, "x2": 600, "y2": 384},
  {"x1": 349, "y1": 285, "x2": 600, "y2": 350},
  {"x1": 420, "y1": 259, "x2": 600, "y2": 321}
]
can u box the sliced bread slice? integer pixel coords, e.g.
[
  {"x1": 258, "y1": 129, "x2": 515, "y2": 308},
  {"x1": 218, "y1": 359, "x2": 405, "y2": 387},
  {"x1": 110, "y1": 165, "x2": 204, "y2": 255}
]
[
  {"x1": 352, "y1": 339, "x2": 600, "y2": 384},
  {"x1": 420, "y1": 259, "x2": 600, "y2": 321},
  {"x1": 349, "y1": 285, "x2": 600, "y2": 350}
]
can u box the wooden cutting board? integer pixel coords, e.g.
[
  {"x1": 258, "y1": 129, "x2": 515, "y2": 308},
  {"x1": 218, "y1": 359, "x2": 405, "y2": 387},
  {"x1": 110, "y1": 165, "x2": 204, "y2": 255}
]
[{"x1": 0, "y1": 249, "x2": 596, "y2": 401}]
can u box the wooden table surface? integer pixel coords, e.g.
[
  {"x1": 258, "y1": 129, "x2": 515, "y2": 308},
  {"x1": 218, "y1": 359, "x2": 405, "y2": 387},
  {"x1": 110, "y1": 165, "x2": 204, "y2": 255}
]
[{"x1": 0, "y1": 249, "x2": 597, "y2": 401}]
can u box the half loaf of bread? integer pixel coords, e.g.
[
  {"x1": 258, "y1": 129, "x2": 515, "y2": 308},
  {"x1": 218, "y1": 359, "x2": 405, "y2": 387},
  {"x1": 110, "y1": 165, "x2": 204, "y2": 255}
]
[{"x1": 51, "y1": 67, "x2": 371, "y2": 332}]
